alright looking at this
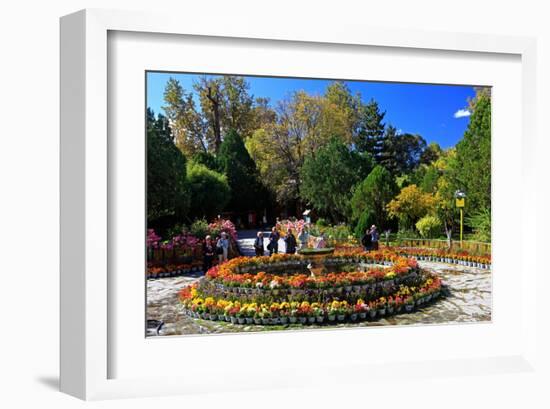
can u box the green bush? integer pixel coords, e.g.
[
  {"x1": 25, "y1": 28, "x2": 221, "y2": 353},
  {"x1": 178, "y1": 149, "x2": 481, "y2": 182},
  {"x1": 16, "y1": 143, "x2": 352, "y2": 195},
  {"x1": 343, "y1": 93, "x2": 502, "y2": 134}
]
[
  {"x1": 415, "y1": 215, "x2": 442, "y2": 238},
  {"x1": 186, "y1": 162, "x2": 231, "y2": 220},
  {"x1": 190, "y1": 219, "x2": 210, "y2": 239}
]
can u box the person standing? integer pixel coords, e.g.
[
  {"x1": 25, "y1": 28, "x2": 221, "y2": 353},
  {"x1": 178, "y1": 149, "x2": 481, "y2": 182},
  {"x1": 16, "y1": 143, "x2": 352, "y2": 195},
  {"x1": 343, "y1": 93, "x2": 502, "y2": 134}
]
[
  {"x1": 298, "y1": 226, "x2": 309, "y2": 250},
  {"x1": 268, "y1": 227, "x2": 280, "y2": 256},
  {"x1": 203, "y1": 235, "x2": 215, "y2": 272},
  {"x1": 254, "y1": 231, "x2": 264, "y2": 257},
  {"x1": 361, "y1": 228, "x2": 372, "y2": 251},
  {"x1": 216, "y1": 232, "x2": 229, "y2": 263},
  {"x1": 284, "y1": 228, "x2": 297, "y2": 254},
  {"x1": 370, "y1": 225, "x2": 379, "y2": 251}
]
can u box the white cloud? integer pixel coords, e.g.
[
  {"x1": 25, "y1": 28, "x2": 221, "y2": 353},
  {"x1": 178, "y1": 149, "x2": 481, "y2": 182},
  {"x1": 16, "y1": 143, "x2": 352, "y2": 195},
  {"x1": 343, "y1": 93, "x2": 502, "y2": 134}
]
[{"x1": 454, "y1": 109, "x2": 471, "y2": 118}]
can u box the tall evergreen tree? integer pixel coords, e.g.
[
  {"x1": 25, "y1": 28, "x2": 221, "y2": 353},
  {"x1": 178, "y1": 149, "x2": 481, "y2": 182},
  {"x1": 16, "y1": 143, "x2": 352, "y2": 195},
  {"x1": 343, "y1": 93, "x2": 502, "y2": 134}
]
[
  {"x1": 217, "y1": 129, "x2": 265, "y2": 213},
  {"x1": 350, "y1": 165, "x2": 397, "y2": 229},
  {"x1": 448, "y1": 92, "x2": 491, "y2": 218},
  {"x1": 146, "y1": 108, "x2": 189, "y2": 223},
  {"x1": 355, "y1": 99, "x2": 386, "y2": 158}
]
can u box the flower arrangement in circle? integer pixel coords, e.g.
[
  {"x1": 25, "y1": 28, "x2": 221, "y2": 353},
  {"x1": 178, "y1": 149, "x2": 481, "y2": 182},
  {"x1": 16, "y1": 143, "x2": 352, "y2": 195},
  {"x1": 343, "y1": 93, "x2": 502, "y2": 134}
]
[{"x1": 179, "y1": 249, "x2": 447, "y2": 325}]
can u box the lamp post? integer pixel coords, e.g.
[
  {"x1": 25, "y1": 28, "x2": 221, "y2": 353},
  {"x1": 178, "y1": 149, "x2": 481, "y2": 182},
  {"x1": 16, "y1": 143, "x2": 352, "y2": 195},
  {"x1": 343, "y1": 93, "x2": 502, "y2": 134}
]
[{"x1": 454, "y1": 190, "x2": 466, "y2": 246}]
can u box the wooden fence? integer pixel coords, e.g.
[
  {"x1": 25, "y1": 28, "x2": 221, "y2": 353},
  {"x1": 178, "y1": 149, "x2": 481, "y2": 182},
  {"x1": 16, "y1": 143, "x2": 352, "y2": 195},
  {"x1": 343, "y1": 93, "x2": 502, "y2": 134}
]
[{"x1": 395, "y1": 238, "x2": 491, "y2": 255}]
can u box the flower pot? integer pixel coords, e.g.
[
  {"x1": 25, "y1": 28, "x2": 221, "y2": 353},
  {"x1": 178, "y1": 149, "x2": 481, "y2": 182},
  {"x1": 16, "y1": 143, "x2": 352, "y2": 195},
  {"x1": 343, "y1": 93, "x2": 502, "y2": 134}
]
[
  {"x1": 308, "y1": 316, "x2": 316, "y2": 324},
  {"x1": 359, "y1": 312, "x2": 367, "y2": 320},
  {"x1": 387, "y1": 306, "x2": 394, "y2": 315},
  {"x1": 237, "y1": 317, "x2": 245, "y2": 324},
  {"x1": 328, "y1": 315, "x2": 336, "y2": 322},
  {"x1": 405, "y1": 304, "x2": 414, "y2": 312},
  {"x1": 344, "y1": 286, "x2": 352, "y2": 292},
  {"x1": 253, "y1": 318, "x2": 262, "y2": 324},
  {"x1": 353, "y1": 285, "x2": 361, "y2": 292},
  {"x1": 210, "y1": 314, "x2": 217, "y2": 321},
  {"x1": 337, "y1": 314, "x2": 345, "y2": 322},
  {"x1": 299, "y1": 317, "x2": 307, "y2": 324},
  {"x1": 261, "y1": 318, "x2": 269, "y2": 325},
  {"x1": 245, "y1": 317, "x2": 253, "y2": 324},
  {"x1": 230, "y1": 316, "x2": 238, "y2": 324},
  {"x1": 368, "y1": 310, "x2": 377, "y2": 319},
  {"x1": 316, "y1": 316, "x2": 324, "y2": 323},
  {"x1": 218, "y1": 314, "x2": 225, "y2": 321},
  {"x1": 350, "y1": 313, "x2": 358, "y2": 321},
  {"x1": 280, "y1": 317, "x2": 288, "y2": 324},
  {"x1": 289, "y1": 316, "x2": 297, "y2": 324},
  {"x1": 378, "y1": 308, "x2": 386, "y2": 317}
]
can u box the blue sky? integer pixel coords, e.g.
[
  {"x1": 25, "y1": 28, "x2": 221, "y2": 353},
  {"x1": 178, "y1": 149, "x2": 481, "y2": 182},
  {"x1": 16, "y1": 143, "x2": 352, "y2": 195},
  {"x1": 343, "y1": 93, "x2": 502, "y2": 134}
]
[{"x1": 147, "y1": 72, "x2": 477, "y2": 149}]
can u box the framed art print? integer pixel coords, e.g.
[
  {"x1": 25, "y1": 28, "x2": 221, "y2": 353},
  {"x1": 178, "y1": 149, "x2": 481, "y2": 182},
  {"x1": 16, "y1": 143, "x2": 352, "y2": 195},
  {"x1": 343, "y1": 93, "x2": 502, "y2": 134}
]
[{"x1": 60, "y1": 9, "x2": 539, "y2": 400}]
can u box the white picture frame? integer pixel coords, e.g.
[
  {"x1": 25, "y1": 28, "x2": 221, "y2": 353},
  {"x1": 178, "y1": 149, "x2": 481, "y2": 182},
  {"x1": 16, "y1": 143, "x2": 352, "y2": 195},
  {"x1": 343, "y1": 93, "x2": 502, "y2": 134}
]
[{"x1": 60, "y1": 8, "x2": 539, "y2": 401}]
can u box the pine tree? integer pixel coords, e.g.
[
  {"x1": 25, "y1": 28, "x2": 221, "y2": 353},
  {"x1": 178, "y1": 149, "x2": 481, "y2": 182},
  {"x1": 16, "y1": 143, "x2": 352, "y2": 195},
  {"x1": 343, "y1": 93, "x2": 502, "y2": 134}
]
[{"x1": 355, "y1": 99, "x2": 386, "y2": 159}]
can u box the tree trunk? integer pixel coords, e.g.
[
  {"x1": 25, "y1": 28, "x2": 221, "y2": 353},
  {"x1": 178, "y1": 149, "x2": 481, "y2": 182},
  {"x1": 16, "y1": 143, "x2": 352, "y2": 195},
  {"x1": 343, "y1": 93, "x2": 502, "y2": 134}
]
[{"x1": 206, "y1": 87, "x2": 222, "y2": 153}]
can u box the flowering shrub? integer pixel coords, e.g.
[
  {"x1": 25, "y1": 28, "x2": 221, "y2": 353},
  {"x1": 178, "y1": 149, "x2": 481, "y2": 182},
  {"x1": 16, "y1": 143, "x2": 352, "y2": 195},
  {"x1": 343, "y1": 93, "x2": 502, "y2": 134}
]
[{"x1": 146, "y1": 218, "x2": 239, "y2": 277}]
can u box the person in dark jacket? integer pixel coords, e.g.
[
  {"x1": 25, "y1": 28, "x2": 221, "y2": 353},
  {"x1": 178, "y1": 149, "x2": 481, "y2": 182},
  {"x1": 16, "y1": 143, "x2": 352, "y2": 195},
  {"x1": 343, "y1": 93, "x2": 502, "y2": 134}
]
[
  {"x1": 253, "y1": 231, "x2": 264, "y2": 256},
  {"x1": 268, "y1": 227, "x2": 280, "y2": 255},
  {"x1": 361, "y1": 229, "x2": 372, "y2": 251},
  {"x1": 203, "y1": 235, "x2": 215, "y2": 272},
  {"x1": 284, "y1": 228, "x2": 297, "y2": 254}
]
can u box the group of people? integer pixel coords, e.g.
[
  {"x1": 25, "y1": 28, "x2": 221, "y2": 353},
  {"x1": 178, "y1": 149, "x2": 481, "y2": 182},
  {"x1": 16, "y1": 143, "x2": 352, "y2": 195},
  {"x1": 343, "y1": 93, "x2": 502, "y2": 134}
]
[
  {"x1": 361, "y1": 225, "x2": 379, "y2": 251},
  {"x1": 254, "y1": 227, "x2": 297, "y2": 256},
  {"x1": 202, "y1": 232, "x2": 229, "y2": 272},
  {"x1": 202, "y1": 224, "x2": 380, "y2": 272}
]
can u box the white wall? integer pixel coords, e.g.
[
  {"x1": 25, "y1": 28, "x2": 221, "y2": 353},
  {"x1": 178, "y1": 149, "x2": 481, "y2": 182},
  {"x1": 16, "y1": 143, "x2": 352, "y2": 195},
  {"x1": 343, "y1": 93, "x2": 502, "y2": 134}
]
[{"x1": 1, "y1": 0, "x2": 548, "y2": 407}]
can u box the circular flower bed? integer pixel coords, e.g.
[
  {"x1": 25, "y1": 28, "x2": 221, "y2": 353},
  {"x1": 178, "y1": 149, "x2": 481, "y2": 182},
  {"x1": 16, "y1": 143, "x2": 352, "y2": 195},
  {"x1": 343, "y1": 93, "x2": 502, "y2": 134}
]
[{"x1": 178, "y1": 250, "x2": 448, "y2": 325}]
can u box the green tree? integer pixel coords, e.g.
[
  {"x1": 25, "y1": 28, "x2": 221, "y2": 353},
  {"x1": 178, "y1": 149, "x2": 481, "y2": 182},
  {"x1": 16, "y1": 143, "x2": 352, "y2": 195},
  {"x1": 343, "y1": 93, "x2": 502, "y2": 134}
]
[
  {"x1": 447, "y1": 92, "x2": 491, "y2": 220},
  {"x1": 218, "y1": 129, "x2": 265, "y2": 213},
  {"x1": 379, "y1": 126, "x2": 427, "y2": 176},
  {"x1": 147, "y1": 109, "x2": 189, "y2": 222},
  {"x1": 354, "y1": 99, "x2": 386, "y2": 158},
  {"x1": 300, "y1": 137, "x2": 372, "y2": 222},
  {"x1": 350, "y1": 165, "x2": 397, "y2": 229},
  {"x1": 354, "y1": 210, "x2": 376, "y2": 240},
  {"x1": 186, "y1": 162, "x2": 230, "y2": 219},
  {"x1": 420, "y1": 142, "x2": 443, "y2": 165}
]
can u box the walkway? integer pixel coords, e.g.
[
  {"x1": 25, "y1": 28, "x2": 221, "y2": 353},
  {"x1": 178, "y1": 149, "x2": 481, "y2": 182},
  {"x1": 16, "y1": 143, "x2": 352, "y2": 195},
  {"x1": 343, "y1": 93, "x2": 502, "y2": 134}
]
[{"x1": 237, "y1": 229, "x2": 287, "y2": 256}]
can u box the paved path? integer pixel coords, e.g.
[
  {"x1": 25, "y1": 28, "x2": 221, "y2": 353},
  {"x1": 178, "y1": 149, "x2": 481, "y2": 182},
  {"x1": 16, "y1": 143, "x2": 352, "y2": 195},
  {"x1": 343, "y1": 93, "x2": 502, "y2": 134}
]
[{"x1": 237, "y1": 229, "x2": 287, "y2": 256}]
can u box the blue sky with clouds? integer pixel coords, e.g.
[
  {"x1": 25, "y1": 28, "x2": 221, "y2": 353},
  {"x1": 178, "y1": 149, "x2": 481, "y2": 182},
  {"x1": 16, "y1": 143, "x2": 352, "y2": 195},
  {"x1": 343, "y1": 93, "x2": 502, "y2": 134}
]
[{"x1": 147, "y1": 72, "x2": 476, "y2": 149}]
